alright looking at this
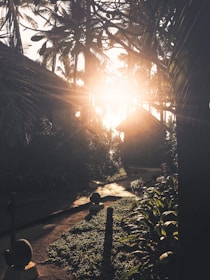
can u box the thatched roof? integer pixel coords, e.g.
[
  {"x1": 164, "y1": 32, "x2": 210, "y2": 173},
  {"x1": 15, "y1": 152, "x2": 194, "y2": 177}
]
[
  {"x1": 116, "y1": 107, "x2": 163, "y2": 135},
  {"x1": 0, "y1": 42, "x2": 81, "y2": 146},
  {"x1": 0, "y1": 42, "x2": 76, "y2": 101}
]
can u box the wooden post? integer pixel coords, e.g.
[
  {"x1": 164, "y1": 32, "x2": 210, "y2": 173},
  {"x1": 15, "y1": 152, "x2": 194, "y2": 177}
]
[
  {"x1": 8, "y1": 192, "x2": 16, "y2": 248},
  {"x1": 103, "y1": 207, "x2": 113, "y2": 260},
  {"x1": 101, "y1": 207, "x2": 114, "y2": 278}
]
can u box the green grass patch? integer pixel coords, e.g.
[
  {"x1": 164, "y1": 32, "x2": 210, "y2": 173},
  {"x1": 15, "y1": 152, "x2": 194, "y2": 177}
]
[{"x1": 47, "y1": 197, "x2": 139, "y2": 280}]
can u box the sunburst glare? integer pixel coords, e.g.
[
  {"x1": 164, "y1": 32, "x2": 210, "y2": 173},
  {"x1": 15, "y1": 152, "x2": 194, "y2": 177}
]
[{"x1": 92, "y1": 81, "x2": 139, "y2": 131}]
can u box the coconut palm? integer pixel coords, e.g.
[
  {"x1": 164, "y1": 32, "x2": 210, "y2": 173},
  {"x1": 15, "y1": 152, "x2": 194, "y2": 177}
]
[
  {"x1": 30, "y1": 1, "x2": 109, "y2": 86},
  {"x1": 0, "y1": 0, "x2": 23, "y2": 52},
  {"x1": 101, "y1": 0, "x2": 176, "y2": 119}
]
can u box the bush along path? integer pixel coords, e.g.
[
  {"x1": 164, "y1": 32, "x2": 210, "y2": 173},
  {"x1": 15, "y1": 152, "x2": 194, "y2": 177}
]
[{"x1": 46, "y1": 174, "x2": 178, "y2": 280}]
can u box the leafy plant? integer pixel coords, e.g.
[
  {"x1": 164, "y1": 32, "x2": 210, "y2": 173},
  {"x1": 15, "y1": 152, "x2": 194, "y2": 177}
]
[{"x1": 120, "y1": 174, "x2": 178, "y2": 279}]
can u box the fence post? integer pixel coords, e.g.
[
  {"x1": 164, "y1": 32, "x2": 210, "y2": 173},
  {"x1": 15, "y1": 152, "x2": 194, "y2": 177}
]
[
  {"x1": 7, "y1": 192, "x2": 16, "y2": 248},
  {"x1": 101, "y1": 207, "x2": 114, "y2": 278}
]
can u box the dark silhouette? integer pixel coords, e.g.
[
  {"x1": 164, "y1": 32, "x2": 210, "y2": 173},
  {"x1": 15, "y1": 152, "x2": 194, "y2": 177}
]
[
  {"x1": 101, "y1": 207, "x2": 115, "y2": 279},
  {"x1": 2, "y1": 239, "x2": 39, "y2": 280}
]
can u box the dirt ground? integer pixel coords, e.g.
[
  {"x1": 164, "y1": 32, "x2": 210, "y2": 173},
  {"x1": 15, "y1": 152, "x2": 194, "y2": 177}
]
[
  {"x1": 31, "y1": 208, "x2": 92, "y2": 280},
  {"x1": 0, "y1": 168, "x2": 161, "y2": 279},
  {"x1": 0, "y1": 200, "x2": 120, "y2": 280}
]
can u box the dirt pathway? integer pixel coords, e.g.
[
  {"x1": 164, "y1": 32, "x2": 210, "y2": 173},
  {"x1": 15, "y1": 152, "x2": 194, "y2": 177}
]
[
  {"x1": 0, "y1": 181, "x2": 136, "y2": 280},
  {"x1": 0, "y1": 200, "x2": 119, "y2": 280}
]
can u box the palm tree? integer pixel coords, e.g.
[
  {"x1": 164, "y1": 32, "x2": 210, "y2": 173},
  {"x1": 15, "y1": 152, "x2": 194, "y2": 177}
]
[
  {"x1": 0, "y1": 0, "x2": 23, "y2": 52},
  {"x1": 100, "y1": 0, "x2": 176, "y2": 119},
  {"x1": 169, "y1": 1, "x2": 210, "y2": 279},
  {"x1": 30, "y1": 1, "x2": 107, "y2": 83}
]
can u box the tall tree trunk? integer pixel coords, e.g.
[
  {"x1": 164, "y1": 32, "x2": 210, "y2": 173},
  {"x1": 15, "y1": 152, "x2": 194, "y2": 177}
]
[
  {"x1": 83, "y1": 0, "x2": 92, "y2": 123},
  {"x1": 173, "y1": 1, "x2": 210, "y2": 279},
  {"x1": 84, "y1": 0, "x2": 91, "y2": 88}
]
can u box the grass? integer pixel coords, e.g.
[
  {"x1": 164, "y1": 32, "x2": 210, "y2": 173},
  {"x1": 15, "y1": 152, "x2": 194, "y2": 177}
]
[{"x1": 47, "y1": 197, "x2": 140, "y2": 280}]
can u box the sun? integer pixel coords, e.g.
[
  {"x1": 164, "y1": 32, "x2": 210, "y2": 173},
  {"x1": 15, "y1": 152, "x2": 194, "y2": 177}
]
[
  {"x1": 92, "y1": 81, "x2": 139, "y2": 132},
  {"x1": 88, "y1": 47, "x2": 141, "y2": 132},
  {"x1": 90, "y1": 46, "x2": 167, "y2": 132}
]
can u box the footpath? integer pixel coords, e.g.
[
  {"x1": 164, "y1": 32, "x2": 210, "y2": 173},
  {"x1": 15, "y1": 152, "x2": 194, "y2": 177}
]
[{"x1": 0, "y1": 180, "x2": 135, "y2": 280}]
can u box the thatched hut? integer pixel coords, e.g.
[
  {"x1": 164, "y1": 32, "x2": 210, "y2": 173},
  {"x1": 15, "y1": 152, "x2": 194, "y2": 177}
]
[
  {"x1": 116, "y1": 107, "x2": 165, "y2": 167},
  {"x1": 0, "y1": 42, "x2": 90, "y2": 184},
  {"x1": 0, "y1": 42, "x2": 82, "y2": 143}
]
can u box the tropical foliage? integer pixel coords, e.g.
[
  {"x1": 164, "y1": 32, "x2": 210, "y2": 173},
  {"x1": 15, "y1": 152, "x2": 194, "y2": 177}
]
[
  {"x1": 1, "y1": 1, "x2": 177, "y2": 97},
  {"x1": 0, "y1": 0, "x2": 23, "y2": 52},
  {"x1": 120, "y1": 174, "x2": 178, "y2": 279},
  {"x1": 47, "y1": 174, "x2": 178, "y2": 280}
]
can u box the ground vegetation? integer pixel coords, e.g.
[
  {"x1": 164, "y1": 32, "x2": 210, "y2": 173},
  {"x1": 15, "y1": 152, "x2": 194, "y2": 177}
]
[{"x1": 47, "y1": 173, "x2": 178, "y2": 280}]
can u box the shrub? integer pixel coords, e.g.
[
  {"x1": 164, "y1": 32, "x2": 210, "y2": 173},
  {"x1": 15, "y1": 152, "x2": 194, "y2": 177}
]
[{"x1": 120, "y1": 174, "x2": 178, "y2": 279}]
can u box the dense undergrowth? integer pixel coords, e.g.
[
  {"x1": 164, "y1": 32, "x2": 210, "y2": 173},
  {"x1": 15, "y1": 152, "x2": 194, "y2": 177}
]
[{"x1": 47, "y1": 174, "x2": 178, "y2": 280}]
